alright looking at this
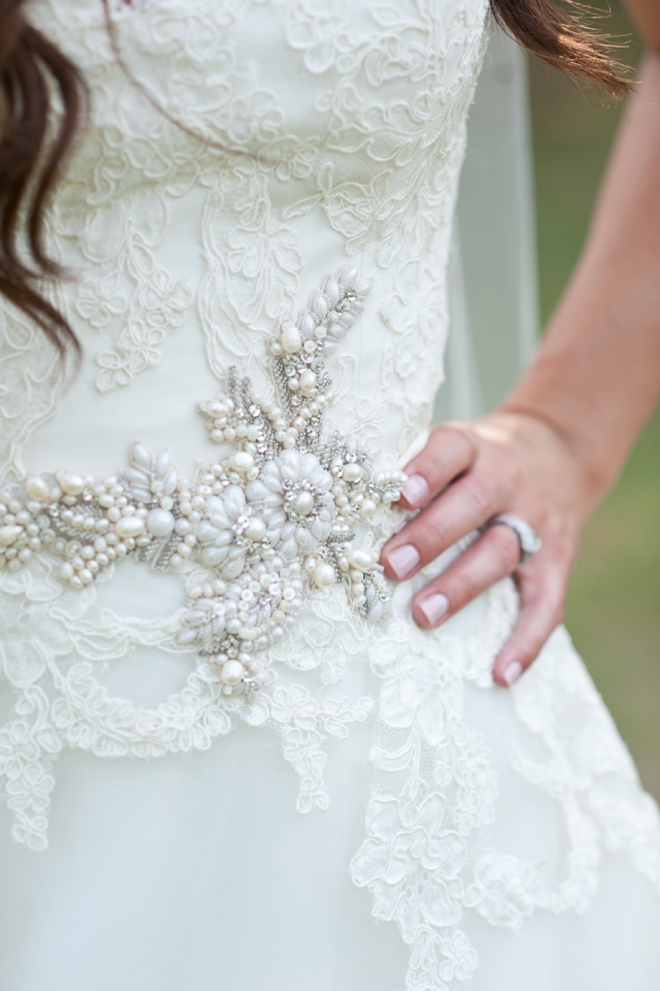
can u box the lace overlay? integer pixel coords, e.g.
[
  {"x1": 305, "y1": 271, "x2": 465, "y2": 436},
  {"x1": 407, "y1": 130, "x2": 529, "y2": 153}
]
[{"x1": 1, "y1": 0, "x2": 659, "y2": 987}]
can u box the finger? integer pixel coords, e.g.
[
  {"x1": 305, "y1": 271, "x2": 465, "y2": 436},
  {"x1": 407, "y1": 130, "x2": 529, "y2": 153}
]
[
  {"x1": 400, "y1": 425, "x2": 476, "y2": 509},
  {"x1": 492, "y1": 561, "x2": 567, "y2": 688},
  {"x1": 382, "y1": 471, "x2": 502, "y2": 580},
  {"x1": 411, "y1": 524, "x2": 521, "y2": 627}
]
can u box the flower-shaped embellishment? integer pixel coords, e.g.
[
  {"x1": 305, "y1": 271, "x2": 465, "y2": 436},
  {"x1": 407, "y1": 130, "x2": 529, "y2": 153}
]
[{"x1": 0, "y1": 267, "x2": 406, "y2": 696}]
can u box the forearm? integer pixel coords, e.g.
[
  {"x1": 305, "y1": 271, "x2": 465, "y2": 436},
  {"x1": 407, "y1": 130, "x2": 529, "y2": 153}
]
[{"x1": 501, "y1": 52, "x2": 660, "y2": 513}]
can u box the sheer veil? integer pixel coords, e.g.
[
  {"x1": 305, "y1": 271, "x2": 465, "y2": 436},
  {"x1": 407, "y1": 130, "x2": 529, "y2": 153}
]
[{"x1": 434, "y1": 24, "x2": 540, "y2": 424}]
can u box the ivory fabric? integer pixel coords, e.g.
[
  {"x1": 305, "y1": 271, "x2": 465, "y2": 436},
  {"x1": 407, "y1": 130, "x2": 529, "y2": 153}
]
[{"x1": 1, "y1": 1, "x2": 659, "y2": 987}]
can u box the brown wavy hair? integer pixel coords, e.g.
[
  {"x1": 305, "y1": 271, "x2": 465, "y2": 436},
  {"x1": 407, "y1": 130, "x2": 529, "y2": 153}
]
[{"x1": 0, "y1": 0, "x2": 629, "y2": 356}]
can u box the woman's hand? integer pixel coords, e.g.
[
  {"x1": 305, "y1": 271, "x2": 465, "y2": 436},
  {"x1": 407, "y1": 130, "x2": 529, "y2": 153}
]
[
  {"x1": 380, "y1": 48, "x2": 660, "y2": 687},
  {"x1": 380, "y1": 411, "x2": 593, "y2": 686}
]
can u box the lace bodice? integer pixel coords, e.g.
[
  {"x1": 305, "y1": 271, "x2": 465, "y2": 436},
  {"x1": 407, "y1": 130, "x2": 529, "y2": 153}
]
[
  {"x1": 2, "y1": 3, "x2": 659, "y2": 990},
  {"x1": 11, "y1": 0, "x2": 488, "y2": 481}
]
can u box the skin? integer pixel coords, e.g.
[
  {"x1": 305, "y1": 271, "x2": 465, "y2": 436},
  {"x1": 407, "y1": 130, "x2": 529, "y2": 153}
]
[{"x1": 381, "y1": 0, "x2": 660, "y2": 687}]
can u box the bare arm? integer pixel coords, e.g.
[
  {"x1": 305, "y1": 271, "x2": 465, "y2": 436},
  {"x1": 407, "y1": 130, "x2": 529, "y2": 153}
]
[
  {"x1": 381, "y1": 0, "x2": 660, "y2": 685},
  {"x1": 505, "y1": 46, "x2": 660, "y2": 512}
]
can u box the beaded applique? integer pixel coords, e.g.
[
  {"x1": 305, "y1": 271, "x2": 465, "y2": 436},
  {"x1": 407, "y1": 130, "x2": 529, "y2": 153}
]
[{"x1": 0, "y1": 268, "x2": 405, "y2": 694}]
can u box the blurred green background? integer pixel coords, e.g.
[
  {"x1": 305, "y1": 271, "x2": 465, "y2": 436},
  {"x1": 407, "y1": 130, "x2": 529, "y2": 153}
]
[{"x1": 530, "y1": 3, "x2": 660, "y2": 798}]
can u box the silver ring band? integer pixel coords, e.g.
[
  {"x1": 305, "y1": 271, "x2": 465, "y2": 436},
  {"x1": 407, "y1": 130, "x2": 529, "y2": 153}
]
[{"x1": 478, "y1": 514, "x2": 542, "y2": 565}]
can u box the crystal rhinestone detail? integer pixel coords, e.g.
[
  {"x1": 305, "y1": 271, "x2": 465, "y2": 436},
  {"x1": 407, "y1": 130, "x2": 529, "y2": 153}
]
[{"x1": 0, "y1": 268, "x2": 405, "y2": 694}]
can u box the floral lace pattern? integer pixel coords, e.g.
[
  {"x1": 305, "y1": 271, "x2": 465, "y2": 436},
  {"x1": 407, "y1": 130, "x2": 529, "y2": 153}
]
[
  {"x1": 1, "y1": 0, "x2": 659, "y2": 987},
  {"x1": 0, "y1": 268, "x2": 404, "y2": 697},
  {"x1": 352, "y1": 580, "x2": 660, "y2": 989}
]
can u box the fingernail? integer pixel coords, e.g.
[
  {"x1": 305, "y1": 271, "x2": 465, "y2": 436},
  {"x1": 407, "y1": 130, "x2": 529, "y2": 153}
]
[
  {"x1": 419, "y1": 593, "x2": 449, "y2": 626},
  {"x1": 502, "y1": 661, "x2": 523, "y2": 687},
  {"x1": 387, "y1": 544, "x2": 420, "y2": 579},
  {"x1": 401, "y1": 474, "x2": 429, "y2": 507}
]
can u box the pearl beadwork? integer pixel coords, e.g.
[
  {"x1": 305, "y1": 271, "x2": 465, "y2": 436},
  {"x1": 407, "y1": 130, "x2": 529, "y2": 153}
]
[
  {"x1": 114, "y1": 516, "x2": 145, "y2": 539},
  {"x1": 294, "y1": 491, "x2": 315, "y2": 516},
  {"x1": 313, "y1": 562, "x2": 335, "y2": 588},
  {"x1": 0, "y1": 268, "x2": 406, "y2": 697},
  {"x1": 146, "y1": 508, "x2": 175, "y2": 537}
]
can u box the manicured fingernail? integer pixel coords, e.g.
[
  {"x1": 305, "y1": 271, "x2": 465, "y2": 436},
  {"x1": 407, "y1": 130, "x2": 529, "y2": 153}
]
[
  {"x1": 387, "y1": 544, "x2": 420, "y2": 579},
  {"x1": 401, "y1": 474, "x2": 429, "y2": 507},
  {"x1": 502, "y1": 661, "x2": 523, "y2": 686},
  {"x1": 419, "y1": 593, "x2": 449, "y2": 626}
]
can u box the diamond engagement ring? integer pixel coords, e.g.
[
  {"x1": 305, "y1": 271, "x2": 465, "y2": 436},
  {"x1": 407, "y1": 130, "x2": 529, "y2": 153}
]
[{"x1": 478, "y1": 514, "x2": 542, "y2": 566}]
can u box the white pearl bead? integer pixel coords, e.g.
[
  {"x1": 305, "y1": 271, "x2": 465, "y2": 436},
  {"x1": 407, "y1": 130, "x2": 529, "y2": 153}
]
[
  {"x1": 244, "y1": 517, "x2": 267, "y2": 542},
  {"x1": 342, "y1": 462, "x2": 363, "y2": 482},
  {"x1": 59, "y1": 562, "x2": 74, "y2": 581},
  {"x1": 60, "y1": 473, "x2": 85, "y2": 496},
  {"x1": 229, "y1": 451, "x2": 254, "y2": 473},
  {"x1": 114, "y1": 516, "x2": 145, "y2": 539},
  {"x1": 0, "y1": 525, "x2": 23, "y2": 546},
  {"x1": 25, "y1": 476, "x2": 50, "y2": 502},
  {"x1": 359, "y1": 498, "x2": 377, "y2": 518},
  {"x1": 313, "y1": 562, "x2": 335, "y2": 588},
  {"x1": 280, "y1": 320, "x2": 303, "y2": 354},
  {"x1": 146, "y1": 508, "x2": 175, "y2": 538},
  {"x1": 299, "y1": 369, "x2": 317, "y2": 395},
  {"x1": 349, "y1": 550, "x2": 373, "y2": 571},
  {"x1": 294, "y1": 491, "x2": 315, "y2": 516}
]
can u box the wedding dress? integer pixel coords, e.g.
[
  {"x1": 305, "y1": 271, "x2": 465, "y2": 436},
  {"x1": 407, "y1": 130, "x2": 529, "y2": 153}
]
[{"x1": 1, "y1": 1, "x2": 659, "y2": 988}]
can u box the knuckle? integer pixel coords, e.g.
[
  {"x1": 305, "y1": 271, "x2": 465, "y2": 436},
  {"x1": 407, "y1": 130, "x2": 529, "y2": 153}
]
[
  {"x1": 450, "y1": 426, "x2": 477, "y2": 461},
  {"x1": 542, "y1": 581, "x2": 565, "y2": 625},
  {"x1": 443, "y1": 570, "x2": 474, "y2": 608},
  {"x1": 550, "y1": 599, "x2": 565, "y2": 629},
  {"x1": 486, "y1": 525, "x2": 520, "y2": 571},
  {"x1": 517, "y1": 637, "x2": 543, "y2": 670},
  {"x1": 553, "y1": 534, "x2": 575, "y2": 570},
  {"x1": 421, "y1": 515, "x2": 451, "y2": 554},
  {"x1": 429, "y1": 425, "x2": 476, "y2": 473},
  {"x1": 461, "y1": 476, "x2": 494, "y2": 517}
]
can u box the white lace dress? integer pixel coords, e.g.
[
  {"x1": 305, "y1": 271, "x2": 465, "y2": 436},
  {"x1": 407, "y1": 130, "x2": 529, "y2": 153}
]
[{"x1": 1, "y1": 1, "x2": 659, "y2": 988}]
